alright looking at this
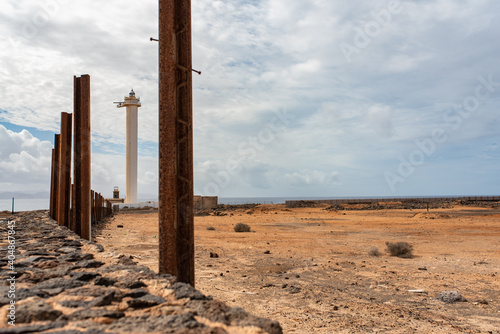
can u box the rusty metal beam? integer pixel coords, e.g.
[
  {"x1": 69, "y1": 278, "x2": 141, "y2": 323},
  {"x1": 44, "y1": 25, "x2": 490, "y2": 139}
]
[
  {"x1": 71, "y1": 183, "x2": 75, "y2": 231},
  {"x1": 57, "y1": 112, "x2": 72, "y2": 227},
  {"x1": 51, "y1": 134, "x2": 60, "y2": 220},
  {"x1": 49, "y1": 148, "x2": 56, "y2": 219},
  {"x1": 158, "y1": 0, "x2": 195, "y2": 286},
  {"x1": 79, "y1": 75, "x2": 92, "y2": 240},
  {"x1": 73, "y1": 76, "x2": 82, "y2": 236}
]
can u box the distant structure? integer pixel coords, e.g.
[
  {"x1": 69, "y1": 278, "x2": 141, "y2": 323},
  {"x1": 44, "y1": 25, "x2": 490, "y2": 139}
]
[
  {"x1": 116, "y1": 89, "x2": 141, "y2": 203},
  {"x1": 113, "y1": 186, "x2": 120, "y2": 199},
  {"x1": 194, "y1": 196, "x2": 218, "y2": 210},
  {"x1": 108, "y1": 186, "x2": 124, "y2": 204}
]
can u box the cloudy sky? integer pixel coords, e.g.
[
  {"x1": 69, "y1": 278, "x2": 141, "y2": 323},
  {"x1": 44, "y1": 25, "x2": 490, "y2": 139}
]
[{"x1": 0, "y1": 0, "x2": 499, "y2": 200}]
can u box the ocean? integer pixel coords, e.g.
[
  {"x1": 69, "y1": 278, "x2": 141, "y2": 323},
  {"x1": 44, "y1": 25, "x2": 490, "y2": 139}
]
[
  {"x1": 0, "y1": 198, "x2": 50, "y2": 212},
  {"x1": 0, "y1": 196, "x2": 341, "y2": 212},
  {"x1": 2, "y1": 195, "x2": 495, "y2": 212},
  {"x1": 218, "y1": 196, "x2": 346, "y2": 205}
]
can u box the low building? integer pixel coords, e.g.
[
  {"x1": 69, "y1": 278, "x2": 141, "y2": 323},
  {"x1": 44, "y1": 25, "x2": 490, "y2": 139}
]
[{"x1": 194, "y1": 196, "x2": 218, "y2": 210}]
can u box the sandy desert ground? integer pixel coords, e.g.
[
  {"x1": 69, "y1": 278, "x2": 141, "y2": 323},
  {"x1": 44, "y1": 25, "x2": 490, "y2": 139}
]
[{"x1": 93, "y1": 202, "x2": 500, "y2": 333}]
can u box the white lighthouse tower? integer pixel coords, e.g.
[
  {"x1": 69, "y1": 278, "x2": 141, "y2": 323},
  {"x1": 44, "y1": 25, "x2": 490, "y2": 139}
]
[{"x1": 116, "y1": 89, "x2": 141, "y2": 204}]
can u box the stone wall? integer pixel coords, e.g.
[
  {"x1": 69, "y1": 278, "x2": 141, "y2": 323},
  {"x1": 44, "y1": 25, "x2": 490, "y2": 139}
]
[
  {"x1": 194, "y1": 196, "x2": 218, "y2": 211},
  {"x1": 0, "y1": 211, "x2": 281, "y2": 333}
]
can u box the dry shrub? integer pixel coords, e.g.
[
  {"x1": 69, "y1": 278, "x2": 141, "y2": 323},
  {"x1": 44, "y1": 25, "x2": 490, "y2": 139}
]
[
  {"x1": 206, "y1": 226, "x2": 215, "y2": 231},
  {"x1": 368, "y1": 246, "x2": 382, "y2": 257},
  {"x1": 385, "y1": 241, "x2": 414, "y2": 258},
  {"x1": 234, "y1": 223, "x2": 251, "y2": 233}
]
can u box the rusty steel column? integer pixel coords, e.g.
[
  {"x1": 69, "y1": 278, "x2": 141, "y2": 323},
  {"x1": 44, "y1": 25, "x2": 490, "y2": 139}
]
[
  {"x1": 51, "y1": 134, "x2": 60, "y2": 220},
  {"x1": 57, "y1": 112, "x2": 72, "y2": 227},
  {"x1": 73, "y1": 76, "x2": 82, "y2": 236},
  {"x1": 78, "y1": 75, "x2": 92, "y2": 240},
  {"x1": 49, "y1": 148, "x2": 56, "y2": 219},
  {"x1": 71, "y1": 183, "x2": 76, "y2": 231},
  {"x1": 158, "y1": 0, "x2": 195, "y2": 285},
  {"x1": 91, "y1": 190, "x2": 95, "y2": 225}
]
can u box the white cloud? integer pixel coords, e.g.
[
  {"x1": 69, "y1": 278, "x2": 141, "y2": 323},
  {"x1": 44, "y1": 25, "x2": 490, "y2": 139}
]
[
  {"x1": 0, "y1": 125, "x2": 52, "y2": 193},
  {"x1": 282, "y1": 171, "x2": 340, "y2": 189}
]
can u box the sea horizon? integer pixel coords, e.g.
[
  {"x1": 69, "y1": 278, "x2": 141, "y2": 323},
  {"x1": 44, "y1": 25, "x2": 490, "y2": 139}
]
[{"x1": 2, "y1": 194, "x2": 499, "y2": 212}]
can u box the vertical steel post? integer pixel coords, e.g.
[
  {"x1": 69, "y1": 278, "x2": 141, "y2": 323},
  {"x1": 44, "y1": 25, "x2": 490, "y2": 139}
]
[
  {"x1": 49, "y1": 148, "x2": 56, "y2": 218},
  {"x1": 80, "y1": 75, "x2": 92, "y2": 240},
  {"x1": 58, "y1": 112, "x2": 72, "y2": 227},
  {"x1": 52, "y1": 134, "x2": 60, "y2": 220},
  {"x1": 73, "y1": 76, "x2": 82, "y2": 236},
  {"x1": 71, "y1": 183, "x2": 76, "y2": 231},
  {"x1": 158, "y1": 0, "x2": 195, "y2": 286}
]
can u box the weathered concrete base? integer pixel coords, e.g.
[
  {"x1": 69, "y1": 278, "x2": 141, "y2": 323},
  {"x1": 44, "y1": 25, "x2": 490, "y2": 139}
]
[{"x1": 0, "y1": 211, "x2": 282, "y2": 333}]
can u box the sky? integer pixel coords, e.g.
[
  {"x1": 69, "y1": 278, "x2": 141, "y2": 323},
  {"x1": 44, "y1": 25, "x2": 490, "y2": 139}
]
[{"x1": 0, "y1": 0, "x2": 499, "y2": 199}]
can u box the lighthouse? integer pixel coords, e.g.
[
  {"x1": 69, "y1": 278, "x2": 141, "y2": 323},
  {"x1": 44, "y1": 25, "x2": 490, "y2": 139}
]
[{"x1": 116, "y1": 89, "x2": 141, "y2": 203}]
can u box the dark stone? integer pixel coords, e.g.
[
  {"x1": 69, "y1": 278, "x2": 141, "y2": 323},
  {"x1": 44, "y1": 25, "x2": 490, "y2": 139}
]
[
  {"x1": 108, "y1": 313, "x2": 202, "y2": 332},
  {"x1": 49, "y1": 331, "x2": 91, "y2": 334},
  {"x1": 33, "y1": 260, "x2": 63, "y2": 269},
  {"x1": 287, "y1": 286, "x2": 302, "y2": 294},
  {"x1": 60, "y1": 253, "x2": 84, "y2": 262},
  {"x1": 127, "y1": 293, "x2": 166, "y2": 308},
  {"x1": 34, "y1": 278, "x2": 86, "y2": 290},
  {"x1": 66, "y1": 308, "x2": 125, "y2": 321},
  {"x1": 22, "y1": 250, "x2": 56, "y2": 257},
  {"x1": 186, "y1": 299, "x2": 229, "y2": 324},
  {"x1": 87, "y1": 243, "x2": 104, "y2": 253},
  {"x1": 16, "y1": 299, "x2": 63, "y2": 323},
  {"x1": 6, "y1": 270, "x2": 25, "y2": 279},
  {"x1": 89, "y1": 290, "x2": 115, "y2": 307},
  {"x1": 49, "y1": 331, "x2": 107, "y2": 334},
  {"x1": 20, "y1": 242, "x2": 46, "y2": 249},
  {"x1": 62, "y1": 240, "x2": 83, "y2": 248},
  {"x1": 38, "y1": 265, "x2": 75, "y2": 276},
  {"x1": 97, "y1": 264, "x2": 155, "y2": 275},
  {"x1": 59, "y1": 300, "x2": 91, "y2": 308},
  {"x1": 226, "y1": 307, "x2": 283, "y2": 334},
  {"x1": 75, "y1": 260, "x2": 104, "y2": 269},
  {"x1": 20, "y1": 271, "x2": 60, "y2": 284},
  {"x1": 14, "y1": 262, "x2": 30, "y2": 268},
  {"x1": 70, "y1": 272, "x2": 101, "y2": 281},
  {"x1": 115, "y1": 280, "x2": 146, "y2": 289},
  {"x1": 57, "y1": 247, "x2": 79, "y2": 254},
  {"x1": 0, "y1": 321, "x2": 66, "y2": 333},
  {"x1": 171, "y1": 282, "x2": 209, "y2": 300},
  {"x1": 117, "y1": 255, "x2": 137, "y2": 266},
  {"x1": 39, "y1": 287, "x2": 65, "y2": 297},
  {"x1": 436, "y1": 290, "x2": 467, "y2": 303},
  {"x1": 123, "y1": 288, "x2": 148, "y2": 298},
  {"x1": 94, "y1": 276, "x2": 117, "y2": 287},
  {"x1": 0, "y1": 296, "x2": 9, "y2": 307},
  {"x1": 17, "y1": 255, "x2": 57, "y2": 265},
  {"x1": 15, "y1": 288, "x2": 48, "y2": 300},
  {"x1": 81, "y1": 253, "x2": 94, "y2": 260},
  {"x1": 65, "y1": 286, "x2": 116, "y2": 297},
  {"x1": 46, "y1": 233, "x2": 68, "y2": 239}
]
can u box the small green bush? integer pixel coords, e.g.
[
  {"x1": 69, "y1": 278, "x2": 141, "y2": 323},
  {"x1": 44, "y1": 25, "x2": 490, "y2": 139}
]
[
  {"x1": 206, "y1": 226, "x2": 216, "y2": 231},
  {"x1": 386, "y1": 241, "x2": 414, "y2": 258},
  {"x1": 234, "y1": 223, "x2": 251, "y2": 233}
]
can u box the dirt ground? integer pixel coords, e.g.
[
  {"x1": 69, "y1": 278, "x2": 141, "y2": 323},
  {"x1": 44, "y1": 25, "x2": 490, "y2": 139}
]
[{"x1": 93, "y1": 203, "x2": 500, "y2": 333}]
